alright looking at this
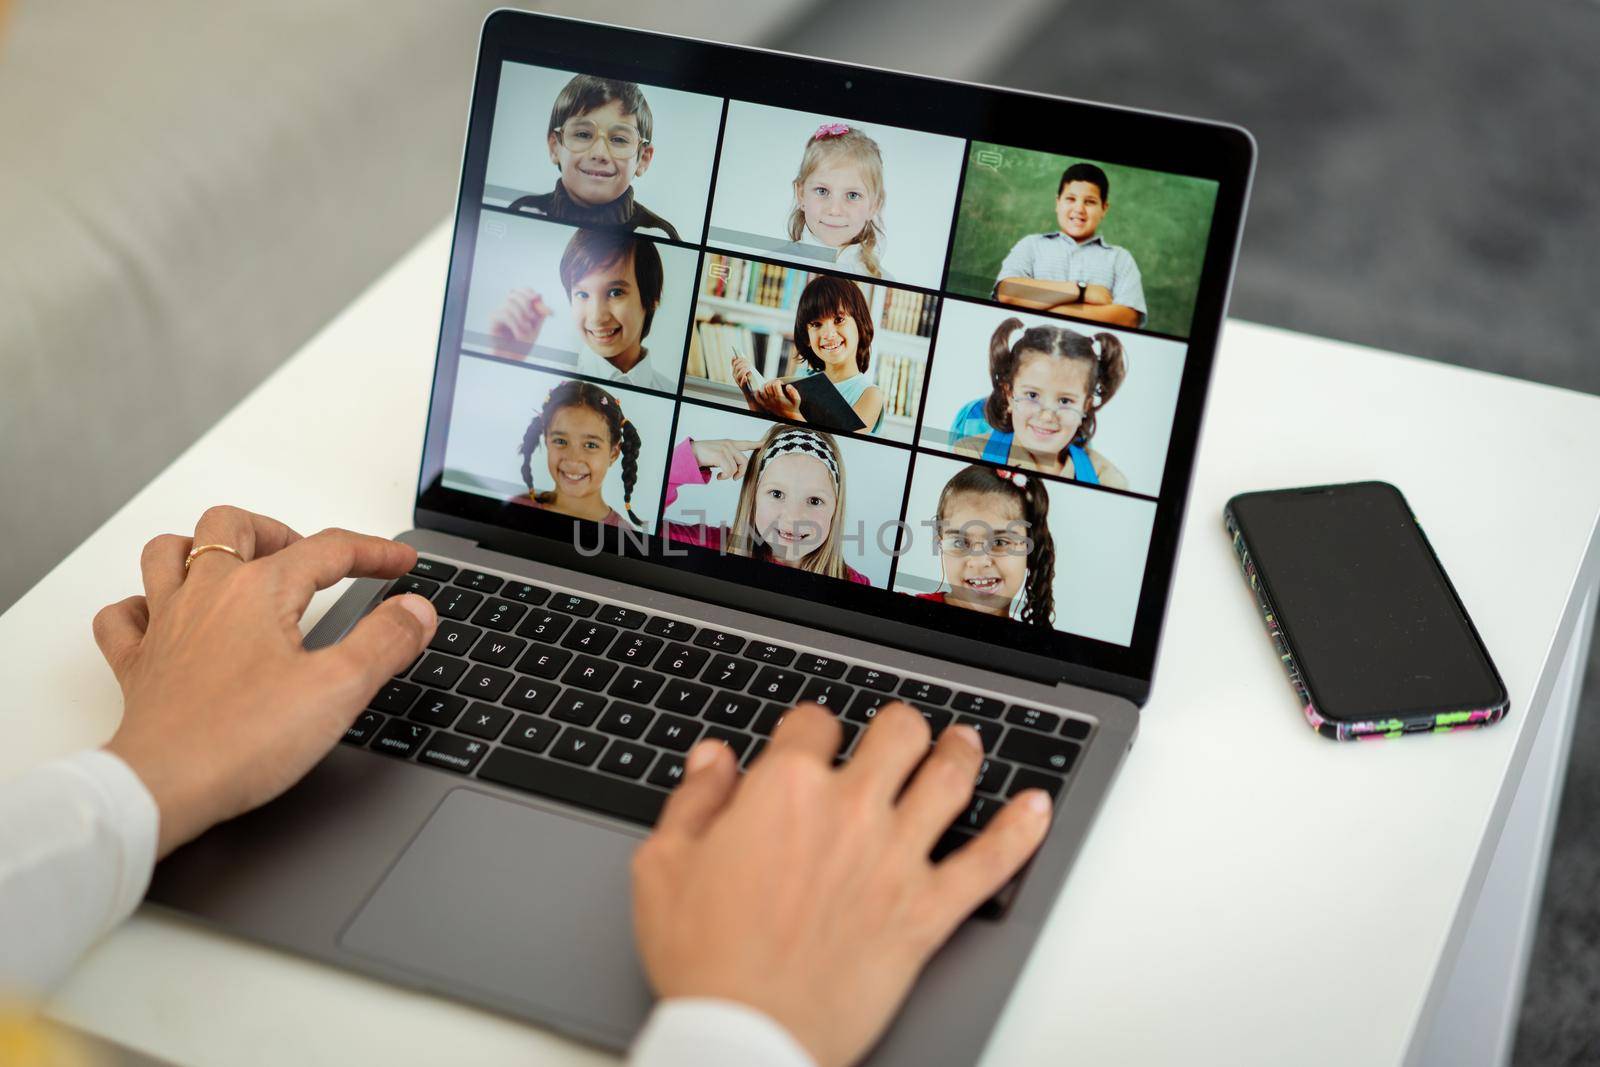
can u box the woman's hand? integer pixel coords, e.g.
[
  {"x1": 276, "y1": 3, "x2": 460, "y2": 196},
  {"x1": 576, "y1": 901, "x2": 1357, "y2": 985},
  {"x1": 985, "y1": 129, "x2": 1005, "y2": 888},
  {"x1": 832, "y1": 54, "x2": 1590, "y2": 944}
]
[
  {"x1": 632, "y1": 703, "x2": 1052, "y2": 1067},
  {"x1": 751, "y1": 380, "x2": 804, "y2": 422},
  {"x1": 488, "y1": 288, "x2": 553, "y2": 359},
  {"x1": 689, "y1": 438, "x2": 761, "y2": 480},
  {"x1": 93, "y1": 506, "x2": 437, "y2": 857}
]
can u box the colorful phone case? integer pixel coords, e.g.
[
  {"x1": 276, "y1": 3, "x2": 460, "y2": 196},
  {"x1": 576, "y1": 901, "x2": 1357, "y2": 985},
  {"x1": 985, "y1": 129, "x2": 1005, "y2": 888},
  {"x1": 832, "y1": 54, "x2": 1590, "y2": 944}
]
[{"x1": 1223, "y1": 506, "x2": 1507, "y2": 741}]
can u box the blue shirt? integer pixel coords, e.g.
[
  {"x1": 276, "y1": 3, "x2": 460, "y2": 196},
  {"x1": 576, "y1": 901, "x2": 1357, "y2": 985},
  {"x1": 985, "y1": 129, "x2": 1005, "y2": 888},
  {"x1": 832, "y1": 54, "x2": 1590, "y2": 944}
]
[
  {"x1": 994, "y1": 231, "x2": 1147, "y2": 326},
  {"x1": 948, "y1": 398, "x2": 1099, "y2": 484}
]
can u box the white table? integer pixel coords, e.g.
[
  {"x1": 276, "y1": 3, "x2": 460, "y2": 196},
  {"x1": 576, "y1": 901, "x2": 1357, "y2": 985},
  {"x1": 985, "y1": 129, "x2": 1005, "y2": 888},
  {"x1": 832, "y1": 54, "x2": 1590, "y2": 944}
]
[{"x1": 8, "y1": 220, "x2": 1598, "y2": 1067}]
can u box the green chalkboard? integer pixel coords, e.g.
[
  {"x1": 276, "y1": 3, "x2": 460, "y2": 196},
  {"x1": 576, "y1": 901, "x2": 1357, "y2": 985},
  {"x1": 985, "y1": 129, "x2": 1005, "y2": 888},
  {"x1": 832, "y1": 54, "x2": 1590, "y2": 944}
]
[{"x1": 947, "y1": 143, "x2": 1218, "y2": 338}]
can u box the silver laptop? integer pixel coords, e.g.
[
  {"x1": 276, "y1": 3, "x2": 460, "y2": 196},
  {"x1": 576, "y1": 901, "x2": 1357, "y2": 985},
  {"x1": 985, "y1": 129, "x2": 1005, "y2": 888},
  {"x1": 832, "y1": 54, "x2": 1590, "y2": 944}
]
[{"x1": 148, "y1": 11, "x2": 1253, "y2": 1063}]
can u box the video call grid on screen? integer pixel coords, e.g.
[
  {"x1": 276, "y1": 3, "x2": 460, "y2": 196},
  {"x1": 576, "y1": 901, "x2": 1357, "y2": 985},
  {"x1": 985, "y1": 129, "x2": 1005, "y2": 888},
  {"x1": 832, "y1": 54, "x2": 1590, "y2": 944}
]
[{"x1": 435, "y1": 56, "x2": 1219, "y2": 649}]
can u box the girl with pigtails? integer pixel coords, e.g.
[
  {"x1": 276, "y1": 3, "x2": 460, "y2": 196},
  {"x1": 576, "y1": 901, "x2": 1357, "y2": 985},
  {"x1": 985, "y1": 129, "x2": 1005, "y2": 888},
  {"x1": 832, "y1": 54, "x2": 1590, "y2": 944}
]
[
  {"x1": 512, "y1": 379, "x2": 645, "y2": 527},
  {"x1": 950, "y1": 317, "x2": 1129, "y2": 489},
  {"x1": 785, "y1": 122, "x2": 893, "y2": 280},
  {"x1": 919, "y1": 464, "x2": 1055, "y2": 627}
]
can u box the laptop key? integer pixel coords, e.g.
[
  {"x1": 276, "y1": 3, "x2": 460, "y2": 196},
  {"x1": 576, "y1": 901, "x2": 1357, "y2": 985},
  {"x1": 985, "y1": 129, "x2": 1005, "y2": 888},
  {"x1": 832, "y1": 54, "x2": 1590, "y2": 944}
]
[
  {"x1": 956, "y1": 715, "x2": 1002, "y2": 752},
  {"x1": 370, "y1": 680, "x2": 421, "y2": 715},
  {"x1": 693, "y1": 628, "x2": 745, "y2": 655},
  {"x1": 846, "y1": 665, "x2": 898, "y2": 691},
  {"x1": 646, "y1": 754, "x2": 686, "y2": 789},
  {"x1": 898, "y1": 679, "x2": 952, "y2": 705},
  {"x1": 469, "y1": 633, "x2": 527, "y2": 669},
  {"x1": 656, "y1": 644, "x2": 710, "y2": 679},
  {"x1": 607, "y1": 633, "x2": 663, "y2": 666},
  {"x1": 412, "y1": 653, "x2": 468, "y2": 691},
  {"x1": 975, "y1": 758, "x2": 1011, "y2": 794},
  {"x1": 456, "y1": 665, "x2": 512, "y2": 703},
  {"x1": 643, "y1": 616, "x2": 695, "y2": 641},
  {"x1": 701, "y1": 654, "x2": 755, "y2": 691},
  {"x1": 998, "y1": 731, "x2": 1080, "y2": 774},
  {"x1": 371, "y1": 719, "x2": 429, "y2": 758},
  {"x1": 659, "y1": 680, "x2": 712, "y2": 717},
  {"x1": 503, "y1": 581, "x2": 550, "y2": 605},
  {"x1": 799, "y1": 678, "x2": 853, "y2": 710},
  {"x1": 562, "y1": 621, "x2": 618, "y2": 655},
  {"x1": 471, "y1": 599, "x2": 528, "y2": 632},
  {"x1": 701, "y1": 726, "x2": 753, "y2": 759},
  {"x1": 344, "y1": 710, "x2": 384, "y2": 744},
  {"x1": 549, "y1": 727, "x2": 605, "y2": 766},
  {"x1": 478, "y1": 748, "x2": 666, "y2": 826},
  {"x1": 548, "y1": 593, "x2": 599, "y2": 617},
  {"x1": 514, "y1": 645, "x2": 572, "y2": 680},
  {"x1": 409, "y1": 557, "x2": 457, "y2": 582},
  {"x1": 504, "y1": 714, "x2": 558, "y2": 754},
  {"x1": 956, "y1": 795, "x2": 1000, "y2": 831},
  {"x1": 599, "y1": 740, "x2": 653, "y2": 779},
  {"x1": 411, "y1": 691, "x2": 467, "y2": 728},
  {"x1": 561, "y1": 655, "x2": 618, "y2": 691},
  {"x1": 418, "y1": 732, "x2": 488, "y2": 774},
  {"x1": 952, "y1": 692, "x2": 1005, "y2": 719},
  {"x1": 1061, "y1": 718, "x2": 1092, "y2": 741},
  {"x1": 609, "y1": 667, "x2": 665, "y2": 703},
  {"x1": 1007, "y1": 767, "x2": 1065, "y2": 800},
  {"x1": 504, "y1": 677, "x2": 558, "y2": 714},
  {"x1": 749, "y1": 666, "x2": 804, "y2": 704},
  {"x1": 428, "y1": 619, "x2": 482, "y2": 656},
  {"x1": 1006, "y1": 705, "x2": 1061, "y2": 733},
  {"x1": 844, "y1": 690, "x2": 892, "y2": 720},
  {"x1": 433, "y1": 587, "x2": 483, "y2": 621},
  {"x1": 460, "y1": 702, "x2": 513, "y2": 740},
  {"x1": 597, "y1": 605, "x2": 646, "y2": 629},
  {"x1": 516, "y1": 610, "x2": 573, "y2": 643},
  {"x1": 385, "y1": 575, "x2": 438, "y2": 600},
  {"x1": 455, "y1": 569, "x2": 503, "y2": 594},
  {"x1": 917, "y1": 707, "x2": 954, "y2": 735},
  {"x1": 550, "y1": 691, "x2": 607, "y2": 727},
  {"x1": 743, "y1": 641, "x2": 796, "y2": 666},
  {"x1": 744, "y1": 738, "x2": 768, "y2": 767},
  {"x1": 704, "y1": 691, "x2": 759, "y2": 729},
  {"x1": 794, "y1": 654, "x2": 846, "y2": 679},
  {"x1": 597, "y1": 702, "x2": 654, "y2": 739},
  {"x1": 645, "y1": 712, "x2": 702, "y2": 751}
]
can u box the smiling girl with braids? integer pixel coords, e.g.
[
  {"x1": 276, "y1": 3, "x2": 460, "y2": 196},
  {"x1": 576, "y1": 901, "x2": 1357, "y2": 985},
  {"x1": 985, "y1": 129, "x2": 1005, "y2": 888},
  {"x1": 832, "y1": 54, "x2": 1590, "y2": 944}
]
[
  {"x1": 917, "y1": 464, "x2": 1055, "y2": 627},
  {"x1": 512, "y1": 380, "x2": 644, "y2": 526},
  {"x1": 951, "y1": 317, "x2": 1128, "y2": 489},
  {"x1": 661, "y1": 423, "x2": 870, "y2": 584}
]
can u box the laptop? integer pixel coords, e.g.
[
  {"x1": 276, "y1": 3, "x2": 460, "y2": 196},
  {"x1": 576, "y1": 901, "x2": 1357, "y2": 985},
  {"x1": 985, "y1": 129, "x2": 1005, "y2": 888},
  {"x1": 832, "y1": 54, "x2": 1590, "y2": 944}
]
[{"x1": 148, "y1": 10, "x2": 1253, "y2": 1064}]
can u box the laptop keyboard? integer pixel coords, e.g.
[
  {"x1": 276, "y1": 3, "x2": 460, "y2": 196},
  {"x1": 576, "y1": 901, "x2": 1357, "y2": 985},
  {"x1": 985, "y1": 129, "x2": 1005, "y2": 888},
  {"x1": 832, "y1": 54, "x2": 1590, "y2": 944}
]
[{"x1": 349, "y1": 556, "x2": 1095, "y2": 917}]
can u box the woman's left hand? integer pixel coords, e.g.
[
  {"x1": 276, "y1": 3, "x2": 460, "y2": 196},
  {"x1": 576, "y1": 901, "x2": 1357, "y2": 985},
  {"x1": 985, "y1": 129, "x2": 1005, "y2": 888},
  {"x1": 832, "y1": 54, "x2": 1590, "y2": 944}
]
[{"x1": 93, "y1": 506, "x2": 437, "y2": 857}]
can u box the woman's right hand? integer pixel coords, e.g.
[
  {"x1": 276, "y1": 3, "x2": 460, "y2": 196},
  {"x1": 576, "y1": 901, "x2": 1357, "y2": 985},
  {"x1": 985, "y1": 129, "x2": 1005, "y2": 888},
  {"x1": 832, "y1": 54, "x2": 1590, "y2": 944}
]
[
  {"x1": 488, "y1": 288, "x2": 552, "y2": 359},
  {"x1": 690, "y1": 438, "x2": 762, "y2": 480}
]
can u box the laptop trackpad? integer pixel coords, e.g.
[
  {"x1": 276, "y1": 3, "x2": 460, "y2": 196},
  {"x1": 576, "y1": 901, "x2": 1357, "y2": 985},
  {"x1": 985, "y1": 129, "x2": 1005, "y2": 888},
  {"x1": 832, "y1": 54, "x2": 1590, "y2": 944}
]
[{"x1": 340, "y1": 787, "x2": 654, "y2": 1043}]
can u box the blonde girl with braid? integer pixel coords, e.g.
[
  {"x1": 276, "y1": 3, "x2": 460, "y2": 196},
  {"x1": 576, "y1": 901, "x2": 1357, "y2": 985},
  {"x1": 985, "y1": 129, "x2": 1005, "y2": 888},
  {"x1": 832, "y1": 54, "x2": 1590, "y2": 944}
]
[
  {"x1": 513, "y1": 380, "x2": 645, "y2": 526},
  {"x1": 662, "y1": 423, "x2": 870, "y2": 585},
  {"x1": 787, "y1": 122, "x2": 893, "y2": 280},
  {"x1": 917, "y1": 464, "x2": 1056, "y2": 627}
]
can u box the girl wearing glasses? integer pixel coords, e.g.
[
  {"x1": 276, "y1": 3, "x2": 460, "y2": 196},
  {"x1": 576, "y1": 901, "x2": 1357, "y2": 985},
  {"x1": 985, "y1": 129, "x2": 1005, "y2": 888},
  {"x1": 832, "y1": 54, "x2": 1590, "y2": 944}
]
[
  {"x1": 950, "y1": 317, "x2": 1128, "y2": 487},
  {"x1": 919, "y1": 464, "x2": 1055, "y2": 627}
]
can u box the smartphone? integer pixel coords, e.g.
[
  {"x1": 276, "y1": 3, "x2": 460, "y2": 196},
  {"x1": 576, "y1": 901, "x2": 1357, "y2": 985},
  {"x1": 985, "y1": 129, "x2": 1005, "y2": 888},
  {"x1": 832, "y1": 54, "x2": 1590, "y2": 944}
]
[{"x1": 1224, "y1": 482, "x2": 1508, "y2": 740}]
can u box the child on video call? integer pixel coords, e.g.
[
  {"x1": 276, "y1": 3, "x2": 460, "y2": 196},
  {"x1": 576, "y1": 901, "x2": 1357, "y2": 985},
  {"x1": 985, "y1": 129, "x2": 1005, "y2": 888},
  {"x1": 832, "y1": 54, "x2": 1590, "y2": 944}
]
[
  {"x1": 919, "y1": 464, "x2": 1055, "y2": 627},
  {"x1": 951, "y1": 317, "x2": 1129, "y2": 488},
  {"x1": 731, "y1": 275, "x2": 885, "y2": 435},
  {"x1": 509, "y1": 74, "x2": 681, "y2": 240},
  {"x1": 513, "y1": 380, "x2": 645, "y2": 526},
  {"x1": 785, "y1": 123, "x2": 892, "y2": 280},
  {"x1": 662, "y1": 424, "x2": 870, "y2": 585},
  {"x1": 992, "y1": 162, "x2": 1145, "y2": 328},
  {"x1": 489, "y1": 228, "x2": 674, "y2": 393}
]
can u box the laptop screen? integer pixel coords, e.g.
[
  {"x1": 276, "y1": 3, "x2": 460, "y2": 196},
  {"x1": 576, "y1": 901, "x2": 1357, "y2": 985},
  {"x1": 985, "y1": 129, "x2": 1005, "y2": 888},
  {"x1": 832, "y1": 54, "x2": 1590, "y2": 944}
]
[{"x1": 418, "y1": 15, "x2": 1252, "y2": 694}]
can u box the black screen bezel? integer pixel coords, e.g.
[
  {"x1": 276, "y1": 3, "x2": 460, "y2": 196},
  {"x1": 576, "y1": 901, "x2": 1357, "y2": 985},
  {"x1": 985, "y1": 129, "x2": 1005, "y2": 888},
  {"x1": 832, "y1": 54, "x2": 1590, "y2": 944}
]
[
  {"x1": 414, "y1": 10, "x2": 1256, "y2": 704},
  {"x1": 1229, "y1": 482, "x2": 1509, "y2": 721}
]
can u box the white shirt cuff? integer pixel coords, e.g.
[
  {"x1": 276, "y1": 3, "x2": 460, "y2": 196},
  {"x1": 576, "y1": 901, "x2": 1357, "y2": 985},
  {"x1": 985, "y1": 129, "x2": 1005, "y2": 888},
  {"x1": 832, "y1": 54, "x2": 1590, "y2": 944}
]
[
  {"x1": 73, "y1": 749, "x2": 161, "y2": 927},
  {"x1": 630, "y1": 997, "x2": 816, "y2": 1067}
]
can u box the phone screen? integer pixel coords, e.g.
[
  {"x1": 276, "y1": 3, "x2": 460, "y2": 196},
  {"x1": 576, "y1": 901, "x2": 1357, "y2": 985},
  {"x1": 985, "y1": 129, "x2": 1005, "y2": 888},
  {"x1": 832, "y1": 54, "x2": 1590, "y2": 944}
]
[{"x1": 1229, "y1": 482, "x2": 1505, "y2": 722}]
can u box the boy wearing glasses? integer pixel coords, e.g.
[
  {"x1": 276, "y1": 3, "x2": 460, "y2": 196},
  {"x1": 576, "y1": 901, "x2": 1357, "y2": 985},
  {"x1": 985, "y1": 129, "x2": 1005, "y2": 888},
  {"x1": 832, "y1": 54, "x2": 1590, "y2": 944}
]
[{"x1": 510, "y1": 75, "x2": 681, "y2": 241}]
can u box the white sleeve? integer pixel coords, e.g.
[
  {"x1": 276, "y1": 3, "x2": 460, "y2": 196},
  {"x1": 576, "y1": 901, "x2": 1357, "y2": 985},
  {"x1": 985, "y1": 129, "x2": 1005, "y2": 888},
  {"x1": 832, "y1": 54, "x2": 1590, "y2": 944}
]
[
  {"x1": 0, "y1": 749, "x2": 159, "y2": 994},
  {"x1": 630, "y1": 998, "x2": 817, "y2": 1067}
]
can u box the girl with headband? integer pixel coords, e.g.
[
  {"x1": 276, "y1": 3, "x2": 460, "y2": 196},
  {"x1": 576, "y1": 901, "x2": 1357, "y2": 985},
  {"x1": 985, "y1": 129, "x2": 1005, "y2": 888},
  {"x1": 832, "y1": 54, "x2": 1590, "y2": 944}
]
[
  {"x1": 513, "y1": 379, "x2": 645, "y2": 526},
  {"x1": 661, "y1": 424, "x2": 869, "y2": 584},
  {"x1": 951, "y1": 317, "x2": 1129, "y2": 488}
]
